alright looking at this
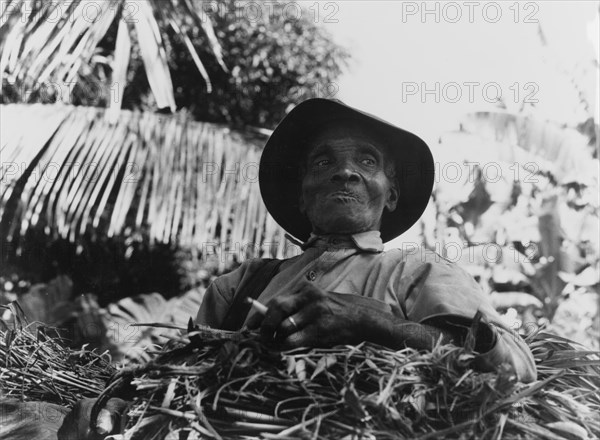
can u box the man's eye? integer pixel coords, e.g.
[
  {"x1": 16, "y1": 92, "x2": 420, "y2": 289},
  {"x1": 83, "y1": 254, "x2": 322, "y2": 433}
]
[{"x1": 361, "y1": 158, "x2": 376, "y2": 166}]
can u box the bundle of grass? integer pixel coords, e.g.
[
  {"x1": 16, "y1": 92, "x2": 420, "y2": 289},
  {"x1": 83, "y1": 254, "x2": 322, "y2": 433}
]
[
  {"x1": 93, "y1": 321, "x2": 600, "y2": 440},
  {"x1": 2, "y1": 300, "x2": 599, "y2": 439},
  {"x1": 0, "y1": 302, "x2": 115, "y2": 407}
]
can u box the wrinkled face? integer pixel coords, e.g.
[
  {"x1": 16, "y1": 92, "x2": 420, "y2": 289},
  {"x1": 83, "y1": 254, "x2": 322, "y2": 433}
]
[{"x1": 299, "y1": 123, "x2": 399, "y2": 235}]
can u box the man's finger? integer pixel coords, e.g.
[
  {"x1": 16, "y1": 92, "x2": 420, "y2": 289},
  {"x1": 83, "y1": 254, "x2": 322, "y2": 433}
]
[
  {"x1": 276, "y1": 314, "x2": 302, "y2": 340},
  {"x1": 246, "y1": 308, "x2": 264, "y2": 329},
  {"x1": 95, "y1": 398, "x2": 128, "y2": 435},
  {"x1": 282, "y1": 327, "x2": 315, "y2": 349},
  {"x1": 261, "y1": 285, "x2": 323, "y2": 338},
  {"x1": 95, "y1": 409, "x2": 113, "y2": 435},
  {"x1": 260, "y1": 297, "x2": 295, "y2": 340}
]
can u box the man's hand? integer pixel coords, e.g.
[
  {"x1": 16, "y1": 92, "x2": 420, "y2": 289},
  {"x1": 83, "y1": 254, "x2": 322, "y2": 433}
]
[
  {"x1": 246, "y1": 279, "x2": 462, "y2": 351},
  {"x1": 246, "y1": 279, "x2": 395, "y2": 348},
  {"x1": 58, "y1": 397, "x2": 128, "y2": 440}
]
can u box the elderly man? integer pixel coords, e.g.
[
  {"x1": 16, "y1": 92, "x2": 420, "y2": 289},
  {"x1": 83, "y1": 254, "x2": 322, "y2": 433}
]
[
  {"x1": 196, "y1": 98, "x2": 536, "y2": 381},
  {"x1": 57, "y1": 98, "x2": 536, "y2": 440}
]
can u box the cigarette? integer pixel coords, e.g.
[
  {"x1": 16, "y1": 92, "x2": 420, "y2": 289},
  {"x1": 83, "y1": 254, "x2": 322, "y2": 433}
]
[{"x1": 246, "y1": 297, "x2": 268, "y2": 315}]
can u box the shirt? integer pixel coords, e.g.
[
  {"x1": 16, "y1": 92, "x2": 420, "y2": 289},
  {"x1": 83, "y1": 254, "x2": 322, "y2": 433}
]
[{"x1": 196, "y1": 231, "x2": 537, "y2": 382}]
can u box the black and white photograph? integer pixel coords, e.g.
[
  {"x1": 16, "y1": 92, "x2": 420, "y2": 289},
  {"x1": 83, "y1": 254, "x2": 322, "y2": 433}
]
[{"x1": 1, "y1": 1, "x2": 598, "y2": 439}]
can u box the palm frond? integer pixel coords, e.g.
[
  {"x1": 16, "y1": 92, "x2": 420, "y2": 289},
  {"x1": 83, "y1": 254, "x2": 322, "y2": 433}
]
[
  {"x1": 131, "y1": 0, "x2": 176, "y2": 111},
  {"x1": 107, "y1": 17, "x2": 131, "y2": 122},
  {"x1": 101, "y1": 289, "x2": 205, "y2": 363},
  {"x1": 0, "y1": 103, "x2": 288, "y2": 262},
  {"x1": 0, "y1": 0, "x2": 225, "y2": 111}
]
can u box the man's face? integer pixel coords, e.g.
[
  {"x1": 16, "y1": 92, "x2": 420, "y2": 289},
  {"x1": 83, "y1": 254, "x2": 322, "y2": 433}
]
[{"x1": 299, "y1": 123, "x2": 399, "y2": 235}]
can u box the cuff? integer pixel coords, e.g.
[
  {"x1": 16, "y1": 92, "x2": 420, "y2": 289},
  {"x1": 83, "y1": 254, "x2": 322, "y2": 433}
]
[
  {"x1": 474, "y1": 324, "x2": 537, "y2": 382},
  {"x1": 420, "y1": 313, "x2": 496, "y2": 352},
  {"x1": 421, "y1": 313, "x2": 537, "y2": 383}
]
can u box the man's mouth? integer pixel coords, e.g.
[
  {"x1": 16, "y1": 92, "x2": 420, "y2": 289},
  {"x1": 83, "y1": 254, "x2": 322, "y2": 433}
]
[{"x1": 329, "y1": 191, "x2": 360, "y2": 203}]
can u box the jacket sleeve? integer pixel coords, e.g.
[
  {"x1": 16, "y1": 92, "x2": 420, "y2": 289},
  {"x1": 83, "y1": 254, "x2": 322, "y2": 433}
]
[
  {"x1": 396, "y1": 251, "x2": 537, "y2": 383},
  {"x1": 195, "y1": 280, "x2": 231, "y2": 328},
  {"x1": 195, "y1": 261, "x2": 249, "y2": 328},
  {"x1": 195, "y1": 258, "x2": 274, "y2": 328}
]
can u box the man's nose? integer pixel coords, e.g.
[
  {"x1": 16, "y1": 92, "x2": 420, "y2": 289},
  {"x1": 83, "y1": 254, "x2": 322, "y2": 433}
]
[{"x1": 331, "y1": 162, "x2": 360, "y2": 183}]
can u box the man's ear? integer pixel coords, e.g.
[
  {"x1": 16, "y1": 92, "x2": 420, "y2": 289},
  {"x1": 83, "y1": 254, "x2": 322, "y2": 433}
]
[{"x1": 385, "y1": 184, "x2": 399, "y2": 212}]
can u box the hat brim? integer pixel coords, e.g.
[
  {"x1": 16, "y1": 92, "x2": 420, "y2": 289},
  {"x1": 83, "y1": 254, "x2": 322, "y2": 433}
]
[{"x1": 259, "y1": 98, "x2": 434, "y2": 243}]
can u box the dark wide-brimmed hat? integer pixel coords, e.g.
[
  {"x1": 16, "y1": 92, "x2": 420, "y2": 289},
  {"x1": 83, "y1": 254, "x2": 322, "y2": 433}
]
[{"x1": 259, "y1": 98, "x2": 434, "y2": 243}]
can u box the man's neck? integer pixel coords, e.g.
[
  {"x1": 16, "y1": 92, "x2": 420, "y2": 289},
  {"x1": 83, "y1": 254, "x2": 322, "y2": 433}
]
[{"x1": 300, "y1": 230, "x2": 384, "y2": 253}]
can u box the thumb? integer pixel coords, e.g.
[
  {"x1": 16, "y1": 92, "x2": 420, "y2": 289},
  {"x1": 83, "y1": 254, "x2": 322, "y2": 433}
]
[{"x1": 95, "y1": 398, "x2": 129, "y2": 435}]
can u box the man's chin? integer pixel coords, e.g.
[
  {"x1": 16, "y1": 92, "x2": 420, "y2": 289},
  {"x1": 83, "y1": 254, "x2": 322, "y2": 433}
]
[
  {"x1": 314, "y1": 217, "x2": 371, "y2": 235},
  {"x1": 307, "y1": 203, "x2": 380, "y2": 234}
]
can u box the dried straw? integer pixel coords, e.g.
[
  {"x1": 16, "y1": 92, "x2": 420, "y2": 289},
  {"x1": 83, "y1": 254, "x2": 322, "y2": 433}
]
[
  {"x1": 0, "y1": 302, "x2": 114, "y2": 406},
  {"x1": 94, "y1": 323, "x2": 600, "y2": 440},
  {"x1": 2, "y1": 302, "x2": 599, "y2": 439}
]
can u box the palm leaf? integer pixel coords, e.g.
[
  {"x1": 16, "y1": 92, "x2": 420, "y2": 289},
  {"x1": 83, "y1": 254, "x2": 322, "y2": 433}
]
[
  {"x1": 131, "y1": 0, "x2": 176, "y2": 111},
  {"x1": 0, "y1": 0, "x2": 225, "y2": 111},
  {"x1": 102, "y1": 289, "x2": 205, "y2": 363},
  {"x1": 0, "y1": 103, "x2": 289, "y2": 262},
  {"x1": 107, "y1": 17, "x2": 131, "y2": 122}
]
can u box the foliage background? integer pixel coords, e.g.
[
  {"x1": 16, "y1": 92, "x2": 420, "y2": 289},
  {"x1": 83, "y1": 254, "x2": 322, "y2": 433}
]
[
  {"x1": 0, "y1": 1, "x2": 598, "y2": 358},
  {"x1": 0, "y1": 0, "x2": 347, "y2": 301}
]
